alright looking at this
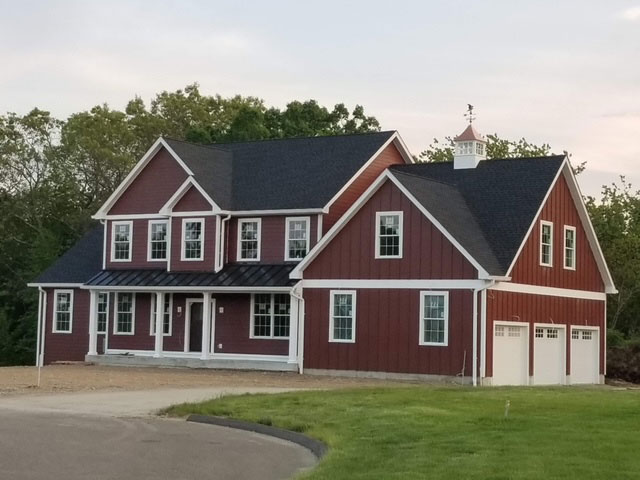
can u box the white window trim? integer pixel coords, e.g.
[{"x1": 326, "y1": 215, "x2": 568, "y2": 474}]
[
  {"x1": 149, "y1": 293, "x2": 173, "y2": 336},
  {"x1": 563, "y1": 225, "x2": 577, "y2": 271},
  {"x1": 114, "y1": 292, "x2": 136, "y2": 335},
  {"x1": 110, "y1": 221, "x2": 133, "y2": 263},
  {"x1": 181, "y1": 218, "x2": 205, "y2": 261},
  {"x1": 97, "y1": 291, "x2": 109, "y2": 334},
  {"x1": 374, "y1": 211, "x2": 404, "y2": 259},
  {"x1": 539, "y1": 220, "x2": 553, "y2": 267},
  {"x1": 147, "y1": 220, "x2": 169, "y2": 262},
  {"x1": 237, "y1": 218, "x2": 262, "y2": 262},
  {"x1": 52, "y1": 289, "x2": 74, "y2": 334},
  {"x1": 249, "y1": 294, "x2": 290, "y2": 340},
  {"x1": 419, "y1": 290, "x2": 449, "y2": 347},
  {"x1": 284, "y1": 216, "x2": 311, "y2": 262},
  {"x1": 329, "y1": 290, "x2": 357, "y2": 343}
]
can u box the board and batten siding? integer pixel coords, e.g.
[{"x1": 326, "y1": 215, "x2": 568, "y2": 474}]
[
  {"x1": 305, "y1": 179, "x2": 478, "y2": 280},
  {"x1": 485, "y1": 290, "x2": 605, "y2": 378},
  {"x1": 509, "y1": 174, "x2": 604, "y2": 292},
  {"x1": 303, "y1": 289, "x2": 474, "y2": 376},
  {"x1": 323, "y1": 143, "x2": 406, "y2": 232},
  {"x1": 108, "y1": 147, "x2": 189, "y2": 215}
]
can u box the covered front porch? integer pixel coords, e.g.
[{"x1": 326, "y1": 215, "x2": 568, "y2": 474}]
[{"x1": 82, "y1": 266, "x2": 302, "y2": 372}]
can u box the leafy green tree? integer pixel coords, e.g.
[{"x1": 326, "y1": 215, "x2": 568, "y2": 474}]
[{"x1": 417, "y1": 134, "x2": 551, "y2": 162}]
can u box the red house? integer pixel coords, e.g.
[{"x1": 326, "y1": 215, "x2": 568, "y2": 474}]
[{"x1": 29, "y1": 125, "x2": 615, "y2": 385}]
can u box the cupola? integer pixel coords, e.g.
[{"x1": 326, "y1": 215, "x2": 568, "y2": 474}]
[{"x1": 453, "y1": 105, "x2": 487, "y2": 169}]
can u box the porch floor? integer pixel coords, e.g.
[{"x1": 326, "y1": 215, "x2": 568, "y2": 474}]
[{"x1": 85, "y1": 354, "x2": 298, "y2": 372}]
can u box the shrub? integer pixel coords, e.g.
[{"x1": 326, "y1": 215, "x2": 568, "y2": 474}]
[{"x1": 607, "y1": 343, "x2": 640, "y2": 384}]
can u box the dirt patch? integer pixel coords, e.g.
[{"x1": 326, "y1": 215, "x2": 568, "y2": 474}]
[{"x1": 0, "y1": 364, "x2": 407, "y2": 396}]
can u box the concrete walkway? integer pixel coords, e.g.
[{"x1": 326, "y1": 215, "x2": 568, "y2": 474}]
[{"x1": 0, "y1": 387, "x2": 317, "y2": 480}]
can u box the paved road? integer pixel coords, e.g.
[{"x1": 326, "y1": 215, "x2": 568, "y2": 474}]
[{"x1": 0, "y1": 388, "x2": 316, "y2": 480}]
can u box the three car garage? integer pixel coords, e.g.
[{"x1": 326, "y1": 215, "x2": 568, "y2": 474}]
[{"x1": 491, "y1": 322, "x2": 601, "y2": 386}]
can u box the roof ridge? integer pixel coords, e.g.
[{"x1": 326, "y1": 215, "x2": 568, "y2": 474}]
[
  {"x1": 208, "y1": 130, "x2": 396, "y2": 147},
  {"x1": 389, "y1": 167, "x2": 457, "y2": 187},
  {"x1": 163, "y1": 136, "x2": 232, "y2": 154}
]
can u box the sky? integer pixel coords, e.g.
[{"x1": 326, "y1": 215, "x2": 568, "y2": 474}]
[{"x1": 1, "y1": 0, "x2": 639, "y2": 198}]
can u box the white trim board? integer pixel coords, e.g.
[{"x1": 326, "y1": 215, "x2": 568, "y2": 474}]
[
  {"x1": 302, "y1": 279, "x2": 490, "y2": 289},
  {"x1": 27, "y1": 283, "x2": 84, "y2": 288},
  {"x1": 159, "y1": 177, "x2": 221, "y2": 215},
  {"x1": 490, "y1": 282, "x2": 606, "y2": 301}
]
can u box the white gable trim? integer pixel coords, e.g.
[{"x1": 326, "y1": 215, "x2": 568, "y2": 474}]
[
  {"x1": 291, "y1": 170, "x2": 490, "y2": 279},
  {"x1": 93, "y1": 138, "x2": 195, "y2": 219},
  {"x1": 322, "y1": 132, "x2": 414, "y2": 213},
  {"x1": 505, "y1": 158, "x2": 616, "y2": 293},
  {"x1": 158, "y1": 177, "x2": 220, "y2": 215}
]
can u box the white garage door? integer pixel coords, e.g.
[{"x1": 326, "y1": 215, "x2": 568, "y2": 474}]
[
  {"x1": 533, "y1": 326, "x2": 565, "y2": 385},
  {"x1": 493, "y1": 324, "x2": 528, "y2": 386},
  {"x1": 571, "y1": 328, "x2": 599, "y2": 384}
]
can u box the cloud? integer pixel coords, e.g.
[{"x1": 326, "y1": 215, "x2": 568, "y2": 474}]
[{"x1": 618, "y1": 6, "x2": 640, "y2": 21}]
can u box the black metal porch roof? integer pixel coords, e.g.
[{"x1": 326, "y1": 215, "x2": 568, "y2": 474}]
[{"x1": 85, "y1": 264, "x2": 297, "y2": 288}]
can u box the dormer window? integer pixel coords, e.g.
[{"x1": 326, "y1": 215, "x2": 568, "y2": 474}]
[{"x1": 375, "y1": 211, "x2": 403, "y2": 258}]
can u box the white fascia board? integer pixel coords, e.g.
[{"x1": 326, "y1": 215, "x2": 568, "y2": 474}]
[
  {"x1": 221, "y1": 208, "x2": 325, "y2": 216},
  {"x1": 302, "y1": 279, "x2": 489, "y2": 289},
  {"x1": 290, "y1": 170, "x2": 393, "y2": 279},
  {"x1": 385, "y1": 172, "x2": 491, "y2": 279},
  {"x1": 27, "y1": 283, "x2": 85, "y2": 288},
  {"x1": 323, "y1": 132, "x2": 413, "y2": 212},
  {"x1": 490, "y1": 282, "x2": 607, "y2": 301},
  {"x1": 94, "y1": 138, "x2": 194, "y2": 219}
]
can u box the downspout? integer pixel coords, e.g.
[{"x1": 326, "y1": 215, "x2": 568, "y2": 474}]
[
  {"x1": 472, "y1": 280, "x2": 495, "y2": 387},
  {"x1": 291, "y1": 281, "x2": 305, "y2": 374}
]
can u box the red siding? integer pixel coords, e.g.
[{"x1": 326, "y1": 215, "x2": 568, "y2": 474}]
[
  {"x1": 303, "y1": 288, "x2": 473, "y2": 376},
  {"x1": 107, "y1": 293, "x2": 154, "y2": 351},
  {"x1": 174, "y1": 186, "x2": 213, "y2": 212},
  {"x1": 323, "y1": 143, "x2": 405, "y2": 231},
  {"x1": 226, "y1": 216, "x2": 318, "y2": 264},
  {"x1": 305, "y1": 180, "x2": 477, "y2": 279},
  {"x1": 109, "y1": 148, "x2": 189, "y2": 215},
  {"x1": 170, "y1": 216, "x2": 216, "y2": 271},
  {"x1": 213, "y1": 294, "x2": 288, "y2": 355},
  {"x1": 105, "y1": 219, "x2": 167, "y2": 269},
  {"x1": 485, "y1": 290, "x2": 605, "y2": 377},
  {"x1": 43, "y1": 288, "x2": 89, "y2": 364},
  {"x1": 509, "y1": 174, "x2": 604, "y2": 291}
]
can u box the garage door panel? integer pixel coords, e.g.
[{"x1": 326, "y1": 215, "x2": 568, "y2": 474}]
[
  {"x1": 571, "y1": 329, "x2": 599, "y2": 384},
  {"x1": 533, "y1": 326, "x2": 565, "y2": 385},
  {"x1": 493, "y1": 324, "x2": 528, "y2": 386}
]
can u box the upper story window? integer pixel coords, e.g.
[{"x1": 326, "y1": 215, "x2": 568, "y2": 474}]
[
  {"x1": 53, "y1": 290, "x2": 73, "y2": 333},
  {"x1": 540, "y1": 220, "x2": 553, "y2": 267},
  {"x1": 375, "y1": 211, "x2": 403, "y2": 259},
  {"x1": 181, "y1": 218, "x2": 204, "y2": 261},
  {"x1": 111, "y1": 221, "x2": 132, "y2": 262},
  {"x1": 97, "y1": 292, "x2": 108, "y2": 334},
  {"x1": 419, "y1": 291, "x2": 448, "y2": 346},
  {"x1": 564, "y1": 225, "x2": 576, "y2": 270},
  {"x1": 148, "y1": 220, "x2": 168, "y2": 261},
  {"x1": 285, "y1": 217, "x2": 310, "y2": 261},
  {"x1": 238, "y1": 218, "x2": 261, "y2": 261},
  {"x1": 329, "y1": 290, "x2": 356, "y2": 343},
  {"x1": 114, "y1": 292, "x2": 135, "y2": 335},
  {"x1": 251, "y1": 293, "x2": 290, "y2": 339},
  {"x1": 150, "y1": 293, "x2": 172, "y2": 336}
]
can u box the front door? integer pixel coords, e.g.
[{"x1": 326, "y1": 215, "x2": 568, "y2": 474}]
[{"x1": 189, "y1": 302, "x2": 203, "y2": 353}]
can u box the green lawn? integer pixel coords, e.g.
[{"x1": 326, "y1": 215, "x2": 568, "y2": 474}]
[{"x1": 167, "y1": 386, "x2": 640, "y2": 479}]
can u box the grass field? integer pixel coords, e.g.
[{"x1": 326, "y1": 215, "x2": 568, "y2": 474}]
[{"x1": 167, "y1": 385, "x2": 640, "y2": 479}]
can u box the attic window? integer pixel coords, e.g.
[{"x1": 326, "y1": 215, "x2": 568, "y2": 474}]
[
  {"x1": 540, "y1": 221, "x2": 553, "y2": 267},
  {"x1": 375, "y1": 212, "x2": 403, "y2": 258}
]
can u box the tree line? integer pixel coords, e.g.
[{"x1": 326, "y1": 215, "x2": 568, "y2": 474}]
[{"x1": 0, "y1": 83, "x2": 637, "y2": 366}]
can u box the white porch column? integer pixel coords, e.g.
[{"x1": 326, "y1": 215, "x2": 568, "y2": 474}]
[
  {"x1": 201, "y1": 292, "x2": 212, "y2": 360},
  {"x1": 288, "y1": 293, "x2": 300, "y2": 364},
  {"x1": 88, "y1": 290, "x2": 98, "y2": 356},
  {"x1": 154, "y1": 292, "x2": 164, "y2": 358}
]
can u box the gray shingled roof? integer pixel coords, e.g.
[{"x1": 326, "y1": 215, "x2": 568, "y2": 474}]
[
  {"x1": 34, "y1": 226, "x2": 104, "y2": 284},
  {"x1": 390, "y1": 155, "x2": 566, "y2": 275},
  {"x1": 86, "y1": 264, "x2": 296, "y2": 288},
  {"x1": 166, "y1": 131, "x2": 396, "y2": 210}
]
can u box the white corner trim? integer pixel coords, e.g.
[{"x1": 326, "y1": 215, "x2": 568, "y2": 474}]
[
  {"x1": 94, "y1": 138, "x2": 194, "y2": 219},
  {"x1": 329, "y1": 290, "x2": 357, "y2": 343},
  {"x1": 237, "y1": 218, "x2": 262, "y2": 262},
  {"x1": 110, "y1": 220, "x2": 133, "y2": 263},
  {"x1": 374, "y1": 211, "x2": 404, "y2": 259},
  {"x1": 302, "y1": 279, "x2": 488, "y2": 289},
  {"x1": 180, "y1": 217, "x2": 205, "y2": 261},
  {"x1": 284, "y1": 216, "x2": 311, "y2": 262},
  {"x1": 490, "y1": 282, "x2": 606, "y2": 301}
]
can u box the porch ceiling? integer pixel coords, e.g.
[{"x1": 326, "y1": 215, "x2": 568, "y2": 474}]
[{"x1": 85, "y1": 264, "x2": 296, "y2": 288}]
